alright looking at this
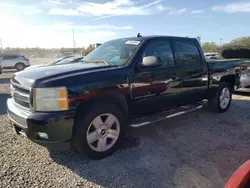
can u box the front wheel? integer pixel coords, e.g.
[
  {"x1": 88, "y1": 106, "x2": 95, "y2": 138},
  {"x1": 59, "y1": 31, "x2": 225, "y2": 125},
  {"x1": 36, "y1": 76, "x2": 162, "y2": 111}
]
[
  {"x1": 208, "y1": 82, "x2": 232, "y2": 113},
  {"x1": 16, "y1": 63, "x2": 25, "y2": 71},
  {"x1": 72, "y1": 103, "x2": 126, "y2": 159}
]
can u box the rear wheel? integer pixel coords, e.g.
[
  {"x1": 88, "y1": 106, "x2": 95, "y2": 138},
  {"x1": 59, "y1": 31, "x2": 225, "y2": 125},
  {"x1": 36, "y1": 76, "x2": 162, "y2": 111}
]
[
  {"x1": 208, "y1": 82, "x2": 232, "y2": 113},
  {"x1": 72, "y1": 103, "x2": 126, "y2": 159},
  {"x1": 15, "y1": 63, "x2": 25, "y2": 71}
]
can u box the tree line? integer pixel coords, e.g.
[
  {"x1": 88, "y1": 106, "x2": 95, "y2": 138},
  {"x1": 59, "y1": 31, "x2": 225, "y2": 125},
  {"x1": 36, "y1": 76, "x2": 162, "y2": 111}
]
[
  {"x1": 201, "y1": 36, "x2": 250, "y2": 53},
  {"x1": 1, "y1": 36, "x2": 250, "y2": 57},
  {"x1": 1, "y1": 44, "x2": 97, "y2": 58}
]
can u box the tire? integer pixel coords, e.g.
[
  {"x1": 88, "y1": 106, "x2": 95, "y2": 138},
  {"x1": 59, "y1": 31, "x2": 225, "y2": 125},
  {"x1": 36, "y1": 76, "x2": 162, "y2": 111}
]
[
  {"x1": 208, "y1": 82, "x2": 232, "y2": 113},
  {"x1": 15, "y1": 63, "x2": 25, "y2": 71},
  {"x1": 72, "y1": 103, "x2": 126, "y2": 159}
]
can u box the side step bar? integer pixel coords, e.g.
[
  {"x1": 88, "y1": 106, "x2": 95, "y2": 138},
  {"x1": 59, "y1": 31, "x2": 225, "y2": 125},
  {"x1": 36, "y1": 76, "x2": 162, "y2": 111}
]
[{"x1": 129, "y1": 103, "x2": 203, "y2": 128}]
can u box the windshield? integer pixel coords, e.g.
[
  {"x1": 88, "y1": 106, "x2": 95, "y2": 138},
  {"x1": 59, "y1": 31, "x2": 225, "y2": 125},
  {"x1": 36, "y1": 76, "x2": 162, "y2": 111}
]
[{"x1": 82, "y1": 39, "x2": 141, "y2": 66}]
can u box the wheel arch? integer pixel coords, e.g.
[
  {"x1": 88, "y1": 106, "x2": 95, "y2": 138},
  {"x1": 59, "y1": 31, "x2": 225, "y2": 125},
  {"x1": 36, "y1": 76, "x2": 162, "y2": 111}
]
[
  {"x1": 15, "y1": 62, "x2": 25, "y2": 65},
  {"x1": 220, "y1": 75, "x2": 236, "y2": 89},
  {"x1": 74, "y1": 94, "x2": 129, "y2": 126}
]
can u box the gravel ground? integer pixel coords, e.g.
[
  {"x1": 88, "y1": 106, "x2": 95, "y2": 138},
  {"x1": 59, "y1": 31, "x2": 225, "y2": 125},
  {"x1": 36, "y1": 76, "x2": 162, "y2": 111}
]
[{"x1": 1, "y1": 68, "x2": 250, "y2": 188}]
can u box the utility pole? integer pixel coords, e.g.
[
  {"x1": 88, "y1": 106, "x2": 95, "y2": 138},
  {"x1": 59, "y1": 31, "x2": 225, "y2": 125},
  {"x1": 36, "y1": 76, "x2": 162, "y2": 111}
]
[
  {"x1": 220, "y1": 38, "x2": 223, "y2": 46},
  {"x1": 0, "y1": 38, "x2": 2, "y2": 53},
  {"x1": 72, "y1": 28, "x2": 76, "y2": 52}
]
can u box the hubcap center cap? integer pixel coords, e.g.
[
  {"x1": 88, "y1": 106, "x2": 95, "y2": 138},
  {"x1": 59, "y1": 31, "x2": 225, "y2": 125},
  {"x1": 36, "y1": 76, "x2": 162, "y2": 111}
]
[{"x1": 101, "y1": 129, "x2": 106, "y2": 136}]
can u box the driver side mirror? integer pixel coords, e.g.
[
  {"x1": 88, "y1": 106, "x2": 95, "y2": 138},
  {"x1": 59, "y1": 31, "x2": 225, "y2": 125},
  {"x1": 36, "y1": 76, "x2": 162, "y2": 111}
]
[{"x1": 141, "y1": 56, "x2": 160, "y2": 68}]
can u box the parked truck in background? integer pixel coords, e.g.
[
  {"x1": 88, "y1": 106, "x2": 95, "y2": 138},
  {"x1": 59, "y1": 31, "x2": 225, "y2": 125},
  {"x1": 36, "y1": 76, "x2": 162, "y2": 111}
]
[{"x1": 7, "y1": 35, "x2": 240, "y2": 159}]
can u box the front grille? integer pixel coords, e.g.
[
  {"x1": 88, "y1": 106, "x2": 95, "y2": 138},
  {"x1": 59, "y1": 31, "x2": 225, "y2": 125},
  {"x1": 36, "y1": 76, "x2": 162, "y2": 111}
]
[{"x1": 11, "y1": 84, "x2": 31, "y2": 110}]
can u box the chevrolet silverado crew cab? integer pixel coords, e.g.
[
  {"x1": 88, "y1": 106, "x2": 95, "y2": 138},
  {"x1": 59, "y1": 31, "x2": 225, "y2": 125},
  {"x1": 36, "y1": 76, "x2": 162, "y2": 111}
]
[{"x1": 7, "y1": 36, "x2": 239, "y2": 159}]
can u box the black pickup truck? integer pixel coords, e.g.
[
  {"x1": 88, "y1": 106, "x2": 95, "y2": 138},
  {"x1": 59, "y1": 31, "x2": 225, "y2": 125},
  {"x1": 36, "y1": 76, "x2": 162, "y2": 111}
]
[{"x1": 7, "y1": 36, "x2": 239, "y2": 159}]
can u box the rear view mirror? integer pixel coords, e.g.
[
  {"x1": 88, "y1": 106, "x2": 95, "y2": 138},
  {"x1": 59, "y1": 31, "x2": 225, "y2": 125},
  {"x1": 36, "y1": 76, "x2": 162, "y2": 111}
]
[{"x1": 141, "y1": 56, "x2": 160, "y2": 68}]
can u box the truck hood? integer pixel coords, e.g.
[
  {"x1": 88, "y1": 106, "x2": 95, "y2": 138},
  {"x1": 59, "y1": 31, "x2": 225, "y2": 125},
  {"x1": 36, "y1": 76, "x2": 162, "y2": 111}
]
[
  {"x1": 24, "y1": 64, "x2": 45, "y2": 70},
  {"x1": 11, "y1": 63, "x2": 112, "y2": 87}
]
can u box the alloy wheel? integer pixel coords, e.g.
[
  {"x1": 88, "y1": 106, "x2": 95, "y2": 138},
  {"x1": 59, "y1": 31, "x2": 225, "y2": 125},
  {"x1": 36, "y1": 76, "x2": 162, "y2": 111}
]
[
  {"x1": 86, "y1": 113, "x2": 120, "y2": 152},
  {"x1": 219, "y1": 87, "x2": 230, "y2": 109}
]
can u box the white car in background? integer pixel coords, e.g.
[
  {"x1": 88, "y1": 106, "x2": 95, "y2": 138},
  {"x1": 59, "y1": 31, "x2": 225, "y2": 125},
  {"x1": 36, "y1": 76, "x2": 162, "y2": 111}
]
[
  {"x1": 0, "y1": 54, "x2": 30, "y2": 71},
  {"x1": 204, "y1": 53, "x2": 219, "y2": 59}
]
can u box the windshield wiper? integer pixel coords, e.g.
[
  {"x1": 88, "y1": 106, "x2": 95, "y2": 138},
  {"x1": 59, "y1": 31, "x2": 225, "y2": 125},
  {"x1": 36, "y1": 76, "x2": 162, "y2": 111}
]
[
  {"x1": 81, "y1": 59, "x2": 119, "y2": 67},
  {"x1": 81, "y1": 59, "x2": 90, "y2": 64},
  {"x1": 82, "y1": 60, "x2": 109, "y2": 65}
]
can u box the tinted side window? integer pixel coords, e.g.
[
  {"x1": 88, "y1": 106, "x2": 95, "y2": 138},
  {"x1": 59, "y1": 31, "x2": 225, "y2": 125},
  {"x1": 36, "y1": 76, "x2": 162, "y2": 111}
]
[
  {"x1": 143, "y1": 40, "x2": 175, "y2": 67},
  {"x1": 173, "y1": 39, "x2": 201, "y2": 65},
  {"x1": 3, "y1": 55, "x2": 17, "y2": 59}
]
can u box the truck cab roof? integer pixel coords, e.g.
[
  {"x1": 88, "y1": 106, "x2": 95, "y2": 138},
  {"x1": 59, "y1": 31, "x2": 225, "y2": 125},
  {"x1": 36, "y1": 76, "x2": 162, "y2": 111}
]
[{"x1": 109, "y1": 35, "x2": 197, "y2": 42}]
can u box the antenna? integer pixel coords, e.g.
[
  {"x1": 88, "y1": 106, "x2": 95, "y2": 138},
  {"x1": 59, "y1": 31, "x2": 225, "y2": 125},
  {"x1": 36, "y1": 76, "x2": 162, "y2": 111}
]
[
  {"x1": 73, "y1": 28, "x2": 76, "y2": 49},
  {"x1": 220, "y1": 38, "x2": 223, "y2": 46},
  {"x1": 137, "y1": 33, "x2": 142, "y2": 38}
]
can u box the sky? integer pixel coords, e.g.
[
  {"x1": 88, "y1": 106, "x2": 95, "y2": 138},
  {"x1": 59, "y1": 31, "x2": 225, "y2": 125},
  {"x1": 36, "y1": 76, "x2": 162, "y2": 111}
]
[{"x1": 0, "y1": 0, "x2": 250, "y2": 48}]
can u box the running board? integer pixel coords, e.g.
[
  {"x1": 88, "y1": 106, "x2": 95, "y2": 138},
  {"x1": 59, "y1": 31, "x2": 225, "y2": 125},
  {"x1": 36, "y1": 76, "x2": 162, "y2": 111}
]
[{"x1": 129, "y1": 103, "x2": 203, "y2": 128}]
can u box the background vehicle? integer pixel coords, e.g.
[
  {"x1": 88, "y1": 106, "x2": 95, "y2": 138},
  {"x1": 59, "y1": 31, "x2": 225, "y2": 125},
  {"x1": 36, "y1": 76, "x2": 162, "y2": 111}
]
[
  {"x1": 0, "y1": 54, "x2": 30, "y2": 71},
  {"x1": 7, "y1": 36, "x2": 239, "y2": 159},
  {"x1": 234, "y1": 63, "x2": 250, "y2": 92},
  {"x1": 25, "y1": 56, "x2": 85, "y2": 70},
  {"x1": 204, "y1": 52, "x2": 219, "y2": 59},
  {"x1": 217, "y1": 47, "x2": 250, "y2": 92},
  {"x1": 208, "y1": 56, "x2": 218, "y2": 59}
]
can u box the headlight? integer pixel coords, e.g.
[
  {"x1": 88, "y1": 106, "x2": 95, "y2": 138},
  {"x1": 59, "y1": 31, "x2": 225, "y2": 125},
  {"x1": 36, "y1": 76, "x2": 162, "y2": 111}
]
[{"x1": 34, "y1": 87, "x2": 68, "y2": 112}]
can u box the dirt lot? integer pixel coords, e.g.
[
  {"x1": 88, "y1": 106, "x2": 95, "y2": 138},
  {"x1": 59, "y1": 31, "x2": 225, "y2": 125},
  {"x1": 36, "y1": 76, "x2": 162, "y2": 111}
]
[{"x1": 1, "y1": 62, "x2": 250, "y2": 188}]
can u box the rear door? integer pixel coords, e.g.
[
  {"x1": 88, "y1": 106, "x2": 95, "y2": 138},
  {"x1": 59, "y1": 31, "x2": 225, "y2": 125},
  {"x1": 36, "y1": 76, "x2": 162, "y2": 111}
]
[{"x1": 172, "y1": 38, "x2": 208, "y2": 104}]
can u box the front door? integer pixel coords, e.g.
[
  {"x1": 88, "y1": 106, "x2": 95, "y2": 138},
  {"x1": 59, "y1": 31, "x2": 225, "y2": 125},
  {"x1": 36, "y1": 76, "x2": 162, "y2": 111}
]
[{"x1": 129, "y1": 38, "x2": 183, "y2": 116}]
